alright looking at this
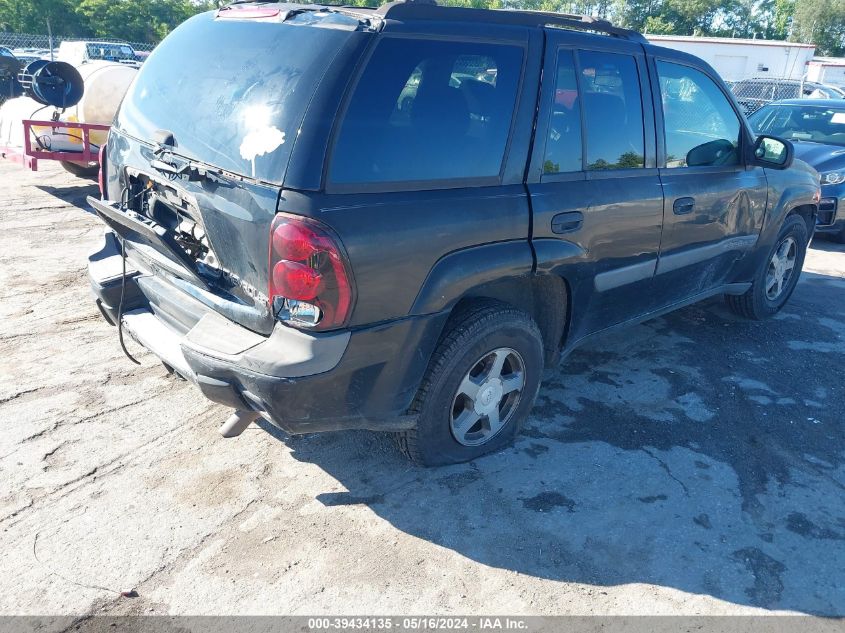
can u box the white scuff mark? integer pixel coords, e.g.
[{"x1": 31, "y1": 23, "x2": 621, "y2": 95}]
[{"x1": 239, "y1": 126, "x2": 286, "y2": 177}]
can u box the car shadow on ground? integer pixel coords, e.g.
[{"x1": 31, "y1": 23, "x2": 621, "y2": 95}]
[
  {"x1": 36, "y1": 182, "x2": 99, "y2": 213},
  {"x1": 259, "y1": 271, "x2": 845, "y2": 616},
  {"x1": 810, "y1": 235, "x2": 845, "y2": 253}
]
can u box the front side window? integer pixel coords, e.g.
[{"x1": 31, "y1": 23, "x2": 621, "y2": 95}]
[
  {"x1": 658, "y1": 61, "x2": 742, "y2": 168},
  {"x1": 580, "y1": 50, "x2": 645, "y2": 171},
  {"x1": 331, "y1": 37, "x2": 524, "y2": 186},
  {"x1": 543, "y1": 49, "x2": 583, "y2": 175}
]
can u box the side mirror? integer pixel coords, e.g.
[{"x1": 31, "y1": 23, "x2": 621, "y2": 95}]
[
  {"x1": 686, "y1": 138, "x2": 737, "y2": 167},
  {"x1": 753, "y1": 135, "x2": 794, "y2": 169}
]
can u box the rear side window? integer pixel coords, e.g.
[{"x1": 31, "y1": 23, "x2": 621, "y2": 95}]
[
  {"x1": 657, "y1": 61, "x2": 741, "y2": 168},
  {"x1": 330, "y1": 37, "x2": 524, "y2": 186},
  {"x1": 543, "y1": 49, "x2": 583, "y2": 175},
  {"x1": 579, "y1": 50, "x2": 645, "y2": 171}
]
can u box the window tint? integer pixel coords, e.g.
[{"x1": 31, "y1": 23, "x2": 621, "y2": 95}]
[
  {"x1": 543, "y1": 49, "x2": 583, "y2": 175},
  {"x1": 579, "y1": 51, "x2": 645, "y2": 170},
  {"x1": 657, "y1": 61, "x2": 742, "y2": 169},
  {"x1": 331, "y1": 38, "x2": 523, "y2": 186}
]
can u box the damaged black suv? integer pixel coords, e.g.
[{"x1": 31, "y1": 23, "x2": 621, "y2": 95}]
[{"x1": 88, "y1": 1, "x2": 820, "y2": 465}]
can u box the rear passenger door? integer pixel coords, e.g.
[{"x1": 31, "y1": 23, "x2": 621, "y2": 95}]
[
  {"x1": 528, "y1": 33, "x2": 664, "y2": 342},
  {"x1": 649, "y1": 57, "x2": 767, "y2": 302}
]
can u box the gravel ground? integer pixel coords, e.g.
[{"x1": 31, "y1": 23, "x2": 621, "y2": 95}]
[{"x1": 1, "y1": 161, "x2": 844, "y2": 618}]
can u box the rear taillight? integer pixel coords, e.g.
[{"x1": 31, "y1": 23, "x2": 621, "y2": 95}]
[
  {"x1": 269, "y1": 214, "x2": 354, "y2": 331},
  {"x1": 97, "y1": 142, "x2": 107, "y2": 199}
]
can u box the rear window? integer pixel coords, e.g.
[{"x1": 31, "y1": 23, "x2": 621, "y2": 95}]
[
  {"x1": 87, "y1": 43, "x2": 135, "y2": 61},
  {"x1": 116, "y1": 11, "x2": 354, "y2": 184},
  {"x1": 330, "y1": 37, "x2": 524, "y2": 187}
]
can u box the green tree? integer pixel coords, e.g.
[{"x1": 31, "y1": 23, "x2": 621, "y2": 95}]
[
  {"x1": 0, "y1": 0, "x2": 830, "y2": 48},
  {"x1": 791, "y1": 0, "x2": 845, "y2": 56},
  {"x1": 0, "y1": 0, "x2": 84, "y2": 35},
  {"x1": 75, "y1": 0, "x2": 213, "y2": 42},
  {"x1": 0, "y1": 0, "x2": 213, "y2": 43},
  {"x1": 615, "y1": 0, "x2": 665, "y2": 31}
]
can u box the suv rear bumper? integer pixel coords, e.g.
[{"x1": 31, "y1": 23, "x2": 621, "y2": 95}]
[{"x1": 88, "y1": 231, "x2": 447, "y2": 434}]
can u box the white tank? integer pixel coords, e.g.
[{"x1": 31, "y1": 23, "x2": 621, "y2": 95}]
[
  {"x1": 0, "y1": 60, "x2": 137, "y2": 152},
  {"x1": 0, "y1": 96, "x2": 54, "y2": 149},
  {"x1": 67, "y1": 61, "x2": 137, "y2": 125}
]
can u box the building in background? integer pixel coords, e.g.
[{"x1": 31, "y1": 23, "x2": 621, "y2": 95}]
[
  {"x1": 646, "y1": 35, "x2": 815, "y2": 82},
  {"x1": 807, "y1": 58, "x2": 845, "y2": 89}
]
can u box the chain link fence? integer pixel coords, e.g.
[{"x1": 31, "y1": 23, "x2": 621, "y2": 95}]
[
  {"x1": 727, "y1": 77, "x2": 845, "y2": 116},
  {"x1": 0, "y1": 32, "x2": 156, "y2": 62}
]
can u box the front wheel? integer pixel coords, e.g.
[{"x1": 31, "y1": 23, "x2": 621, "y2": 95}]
[
  {"x1": 726, "y1": 215, "x2": 808, "y2": 319},
  {"x1": 396, "y1": 302, "x2": 544, "y2": 466}
]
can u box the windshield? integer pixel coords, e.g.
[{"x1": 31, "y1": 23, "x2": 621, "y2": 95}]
[
  {"x1": 116, "y1": 11, "x2": 356, "y2": 184},
  {"x1": 749, "y1": 104, "x2": 845, "y2": 146}
]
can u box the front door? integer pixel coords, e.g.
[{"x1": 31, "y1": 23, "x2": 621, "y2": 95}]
[
  {"x1": 649, "y1": 58, "x2": 768, "y2": 302},
  {"x1": 528, "y1": 34, "x2": 665, "y2": 342}
]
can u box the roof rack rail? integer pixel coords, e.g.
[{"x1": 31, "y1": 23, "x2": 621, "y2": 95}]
[{"x1": 376, "y1": 1, "x2": 648, "y2": 44}]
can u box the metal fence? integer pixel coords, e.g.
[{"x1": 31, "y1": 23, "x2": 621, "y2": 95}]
[
  {"x1": 727, "y1": 77, "x2": 845, "y2": 116},
  {"x1": 0, "y1": 31, "x2": 156, "y2": 60}
]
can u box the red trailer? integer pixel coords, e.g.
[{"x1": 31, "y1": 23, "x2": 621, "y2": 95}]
[{"x1": 0, "y1": 119, "x2": 109, "y2": 174}]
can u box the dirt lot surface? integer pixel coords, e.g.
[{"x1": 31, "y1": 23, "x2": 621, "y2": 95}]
[{"x1": 1, "y1": 161, "x2": 844, "y2": 618}]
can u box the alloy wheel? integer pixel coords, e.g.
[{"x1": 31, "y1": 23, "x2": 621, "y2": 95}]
[
  {"x1": 765, "y1": 236, "x2": 797, "y2": 301},
  {"x1": 449, "y1": 347, "x2": 526, "y2": 447}
]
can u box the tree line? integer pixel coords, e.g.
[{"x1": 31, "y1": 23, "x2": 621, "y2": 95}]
[{"x1": 1, "y1": 0, "x2": 843, "y2": 55}]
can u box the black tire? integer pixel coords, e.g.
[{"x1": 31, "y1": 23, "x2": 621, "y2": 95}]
[
  {"x1": 60, "y1": 160, "x2": 99, "y2": 180},
  {"x1": 726, "y1": 215, "x2": 808, "y2": 319},
  {"x1": 396, "y1": 301, "x2": 544, "y2": 467}
]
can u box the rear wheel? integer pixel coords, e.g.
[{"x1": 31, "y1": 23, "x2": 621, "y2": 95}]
[
  {"x1": 396, "y1": 302, "x2": 544, "y2": 467},
  {"x1": 726, "y1": 215, "x2": 808, "y2": 319},
  {"x1": 60, "y1": 160, "x2": 99, "y2": 180}
]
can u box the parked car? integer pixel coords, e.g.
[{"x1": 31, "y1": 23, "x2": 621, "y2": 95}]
[
  {"x1": 87, "y1": 1, "x2": 820, "y2": 466},
  {"x1": 57, "y1": 41, "x2": 139, "y2": 67},
  {"x1": 0, "y1": 46, "x2": 20, "y2": 105},
  {"x1": 731, "y1": 77, "x2": 845, "y2": 115},
  {"x1": 9, "y1": 48, "x2": 46, "y2": 66},
  {"x1": 749, "y1": 99, "x2": 845, "y2": 242}
]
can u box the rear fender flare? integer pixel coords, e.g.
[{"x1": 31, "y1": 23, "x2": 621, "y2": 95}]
[{"x1": 410, "y1": 241, "x2": 535, "y2": 315}]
